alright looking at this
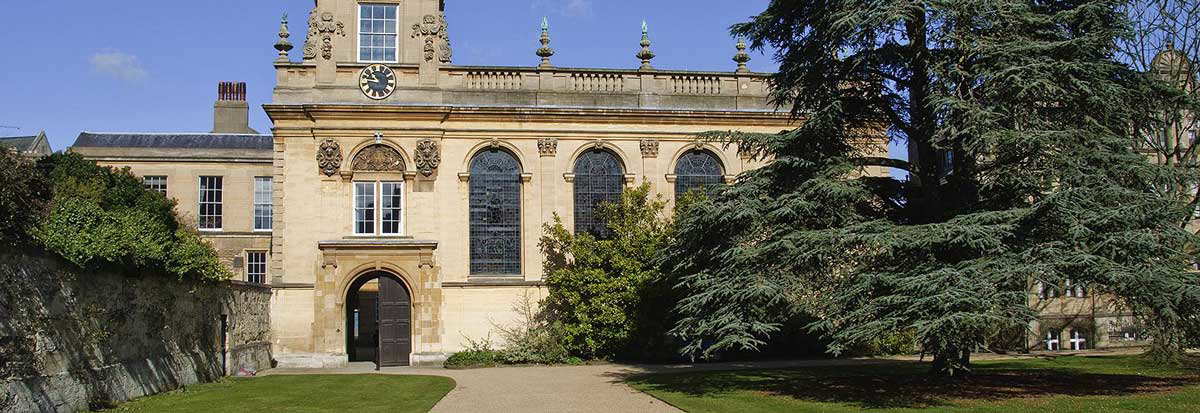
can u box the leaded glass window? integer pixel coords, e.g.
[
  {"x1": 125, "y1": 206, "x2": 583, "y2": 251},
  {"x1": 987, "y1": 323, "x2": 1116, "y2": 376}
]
[
  {"x1": 574, "y1": 150, "x2": 624, "y2": 237},
  {"x1": 674, "y1": 150, "x2": 725, "y2": 197},
  {"x1": 198, "y1": 176, "x2": 223, "y2": 230},
  {"x1": 359, "y1": 4, "x2": 398, "y2": 62},
  {"x1": 470, "y1": 150, "x2": 522, "y2": 275}
]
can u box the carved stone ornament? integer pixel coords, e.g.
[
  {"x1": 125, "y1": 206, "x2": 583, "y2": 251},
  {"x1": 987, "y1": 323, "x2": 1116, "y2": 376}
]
[
  {"x1": 537, "y1": 138, "x2": 558, "y2": 157},
  {"x1": 316, "y1": 139, "x2": 343, "y2": 177},
  {"x1": 639, "y1": 139, "x2": 660, "y2": 158},
  {"x1": 415, "y1": 139, "x2": 442, "y2": 177},
  {"x1": 352, "y1": 144, "x2": 406, "y2": 172},
  {"x1": 303, "y1": 10, "x2": 345, "y2": 60},
  {"x1": 412, "y1": 13, "x2": 452, "y2": 63}
]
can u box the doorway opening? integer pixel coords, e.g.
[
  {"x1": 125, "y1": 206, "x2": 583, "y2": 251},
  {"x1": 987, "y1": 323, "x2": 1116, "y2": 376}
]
[{"x1": 345, "y1": 271, "x2": 412, "y2": 367}]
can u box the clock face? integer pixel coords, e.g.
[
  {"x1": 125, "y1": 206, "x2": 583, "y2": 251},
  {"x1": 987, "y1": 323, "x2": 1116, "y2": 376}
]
[{"x1": 359, "y1": 64, "x2": 396, "y2": 100}]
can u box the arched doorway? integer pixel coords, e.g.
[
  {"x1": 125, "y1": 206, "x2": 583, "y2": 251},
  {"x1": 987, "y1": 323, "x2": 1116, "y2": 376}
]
[{"x1": 345, "y1": 271, "x2": 412, "y2": 367}]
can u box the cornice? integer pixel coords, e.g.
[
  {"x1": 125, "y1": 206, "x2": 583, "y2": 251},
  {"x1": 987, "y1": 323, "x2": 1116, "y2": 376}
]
[{"x1": 264, "y1": 104, "x2": 799, "y2": 127}]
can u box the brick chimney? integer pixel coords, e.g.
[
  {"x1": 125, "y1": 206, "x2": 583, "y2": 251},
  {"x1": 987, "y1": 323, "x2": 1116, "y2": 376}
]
[{"x1": 211, "y1": 82, "x2": 259, "y2": 134}]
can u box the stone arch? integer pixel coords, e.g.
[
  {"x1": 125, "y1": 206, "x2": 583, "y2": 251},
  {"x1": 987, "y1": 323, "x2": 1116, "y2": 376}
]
[
  {"x1": 459, "y1": 139, "x2": 530, "y2": 173},
  {"x1": 342, "y1": 267, "x2": 413, "y2": 366},
  {"x1": 668, "y1": 142, "x2": 732, "y2": 175},
  {"x1": 566, "y1": 140, "x2": 631, "y2": 173},
  {"x1": 337, "y1": 263, "x2": 417, "y2": 302},
  {"x1": 348, "y1": 141, "x2": 411, "y2": 172}
]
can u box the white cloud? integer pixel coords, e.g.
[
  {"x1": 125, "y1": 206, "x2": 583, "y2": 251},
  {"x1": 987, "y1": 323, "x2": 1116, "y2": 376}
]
[
  {"x1": 532, "y1": 0, "x2": 593, "y2": 18},
  {"x1": 89, "y1": 51, "x2": 148, "y2": 82},
  {"x1": 563, "y1": 0, "x2": 592, "y2": 17}
]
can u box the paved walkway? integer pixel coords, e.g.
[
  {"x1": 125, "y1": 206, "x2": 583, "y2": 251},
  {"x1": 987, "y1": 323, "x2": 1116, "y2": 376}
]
[{"x1": 263, "y1": 348, "x2": 1147, "y2": 413}]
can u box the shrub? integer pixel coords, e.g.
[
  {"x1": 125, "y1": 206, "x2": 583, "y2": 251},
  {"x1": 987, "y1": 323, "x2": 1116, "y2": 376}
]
[
  {"x1": 31, "y1": 153, "x2": 231, "y2": 281},
  {"x1": 444, "y1": 337, "x2": 501, "y2": 369},
  {"x1": 0, "y1": 149, "x2": 51, "y2": 247},
  {"x1": 540, "y1": 183, "x2": 679, "y2": 360},
  {"x1": 493, "y1": 292, "x2": 571, "y2": 365}
]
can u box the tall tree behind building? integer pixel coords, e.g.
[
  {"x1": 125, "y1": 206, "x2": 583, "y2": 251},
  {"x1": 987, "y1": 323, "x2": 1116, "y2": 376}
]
[
  {"x1": 1118, "y1": 0, "x2": 1200, "y2": 360},
  {"x1": 666, "y1": 0, "x2": 1200, "y2": 375}
]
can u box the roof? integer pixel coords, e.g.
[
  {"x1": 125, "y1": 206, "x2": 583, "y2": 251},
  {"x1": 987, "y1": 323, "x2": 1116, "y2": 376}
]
[
  {"x1": 0, "y1": 136, "x2": 37, "y2": 150},
  {"x1": 73, "y1": 132, "x2": 273, "y2": 150},
  {"x1": 0, "y1": 131, "x2": 52, "y2": 156}
]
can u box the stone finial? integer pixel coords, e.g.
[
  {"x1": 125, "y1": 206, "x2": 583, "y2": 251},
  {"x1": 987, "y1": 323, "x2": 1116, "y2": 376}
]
[
  {"x1": 636, "y1": 20, "x2": 656, "y2": 70},
  {"x1": 275, "y1": 13, "x2": 293, "y2": 62},
  {"x1": 733, "y1": 37, "x2": 751, "y2": 73},
  {"x1": 537, "y1": 17, "x2": 555, "y2": 69}
]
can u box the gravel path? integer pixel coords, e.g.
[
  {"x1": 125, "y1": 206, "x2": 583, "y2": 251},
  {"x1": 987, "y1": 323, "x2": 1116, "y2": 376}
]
[{"x1": 263, "y1": 349, "x2": 1147, "y2": 412}]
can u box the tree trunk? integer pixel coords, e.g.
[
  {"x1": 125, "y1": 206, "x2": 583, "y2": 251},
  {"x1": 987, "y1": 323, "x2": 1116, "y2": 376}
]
[
  {"x1": 930, "y1": 345, "x2": 972, "y2": 376},
  {"x1": 1146, "y1": 318, "x2": 1185, "y2": 366}
]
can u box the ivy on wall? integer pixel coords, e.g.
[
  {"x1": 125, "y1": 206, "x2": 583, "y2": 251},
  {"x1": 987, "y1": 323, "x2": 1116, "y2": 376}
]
[{"x1": 0, "y1": 152, "x2": 231, "y2": 281}]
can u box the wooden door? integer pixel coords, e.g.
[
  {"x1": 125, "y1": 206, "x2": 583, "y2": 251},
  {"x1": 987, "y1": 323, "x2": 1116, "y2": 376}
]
[{"x1": 376, "y1": 276, "x2": 412, "y2": 367}]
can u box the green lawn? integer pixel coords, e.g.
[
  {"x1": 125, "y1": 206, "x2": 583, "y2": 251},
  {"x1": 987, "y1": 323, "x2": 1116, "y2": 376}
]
[
  {"x1": 627, "y1": 355, "x2": 1200, "y2": 412},
  {"x1": 109, "y1": 374, "x2": 456, "y2": 413}
]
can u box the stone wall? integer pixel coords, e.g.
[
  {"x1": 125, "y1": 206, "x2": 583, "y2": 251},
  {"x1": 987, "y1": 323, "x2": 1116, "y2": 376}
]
[{"x1": 0, "y1": 251, "x2": 272, "y2": 412}]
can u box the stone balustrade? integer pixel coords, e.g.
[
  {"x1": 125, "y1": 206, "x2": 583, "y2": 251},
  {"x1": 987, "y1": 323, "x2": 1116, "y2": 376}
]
[{"x1": 273, "y1": 61, "x2": 776, "y2": 112}]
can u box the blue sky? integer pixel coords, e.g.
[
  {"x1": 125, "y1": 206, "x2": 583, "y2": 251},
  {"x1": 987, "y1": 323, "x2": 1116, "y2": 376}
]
[{"x1": 0, "y1": 1, "x2": 783, "y2": 151}]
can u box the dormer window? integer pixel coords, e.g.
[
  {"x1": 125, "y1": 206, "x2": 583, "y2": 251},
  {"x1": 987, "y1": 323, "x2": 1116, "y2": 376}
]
[{"x1": 359, "y1": 4, "x2": 398, "y2": 63}]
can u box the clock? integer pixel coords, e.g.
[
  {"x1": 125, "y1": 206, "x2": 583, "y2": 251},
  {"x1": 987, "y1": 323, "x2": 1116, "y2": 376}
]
[{"x1": 359, "y1": 64, "x2": 396, "y2": 100}]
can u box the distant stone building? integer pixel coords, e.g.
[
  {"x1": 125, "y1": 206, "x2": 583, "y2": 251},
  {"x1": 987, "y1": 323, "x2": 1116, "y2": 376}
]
[{"x1": 0, "y1": 131, "x2": 52, "y2": 158}]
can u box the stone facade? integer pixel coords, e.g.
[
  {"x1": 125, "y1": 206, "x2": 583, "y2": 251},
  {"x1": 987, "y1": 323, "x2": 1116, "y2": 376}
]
[
  {"x1": 0, "y1": 252, "x2": 272, "y2": 413},
  {"x1": 70, "y1": 0, "x2": 885, "y2": 368}
]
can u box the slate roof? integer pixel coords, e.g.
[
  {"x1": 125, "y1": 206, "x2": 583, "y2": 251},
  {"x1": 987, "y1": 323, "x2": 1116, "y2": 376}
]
[
  {"x1": 73, "y1": 132, "x2": 273, "y2": 150},
  {"x1": 0, "y1": 136, "x2": 37, "y2": 151}
]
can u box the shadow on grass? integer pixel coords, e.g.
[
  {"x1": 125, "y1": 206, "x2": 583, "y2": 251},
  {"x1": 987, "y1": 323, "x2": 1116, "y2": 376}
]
[{"x1": 621, "y1": 359, "x2": 1200, "y2": 409}]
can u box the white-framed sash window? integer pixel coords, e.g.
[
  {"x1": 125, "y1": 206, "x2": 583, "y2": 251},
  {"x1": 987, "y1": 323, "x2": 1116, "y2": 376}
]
[
  {"x1": 358, "y1": 3, "x2": 398, "y2": 62},
  {"x1": 198, "y1": 176, "x2": 223, "y2": 230},
  {"x1": 253, "y1": 177, "x2": 273, "y2": 231},
  {"x1": 246, "y1": 251, "x2": 267, "y2": 284},
  {"x1": 143, "y1": 175, "x2": 167, "y2": 194},
  {"x1": 354, "y1": 181, "x2": 403, "y2": 235}
]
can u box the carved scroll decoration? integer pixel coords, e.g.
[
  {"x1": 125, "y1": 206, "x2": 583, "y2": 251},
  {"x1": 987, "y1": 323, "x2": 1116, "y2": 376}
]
[
  {"x1": 304, "y1": 10, "x2": 345, "y2": 60},
  {"x1": 317, "y1": 139, "x2": 343, "y2": 177},
  {"x1": 352, "y1": 144, "x2": 406, "y2": 172},
  {"x1": 411, "y1": 13, "x2": 452, "y2": 63},
  {"x1": 415, "y1": 139, "x2": 442, "y2": 177}
]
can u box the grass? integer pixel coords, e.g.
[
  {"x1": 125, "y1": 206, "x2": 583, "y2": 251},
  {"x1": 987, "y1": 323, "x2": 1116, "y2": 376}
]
[
  {"x1": 108, "y1": 374, "x2": 456, "y2": 413},
  {"x1": 626, "y1": 355, "x2": 1200, "y2": 412}
]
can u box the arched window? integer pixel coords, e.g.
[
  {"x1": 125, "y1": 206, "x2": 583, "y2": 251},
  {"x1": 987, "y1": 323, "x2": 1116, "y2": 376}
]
[
  {"x1": 469, "y1": 149, "x2": 522, "y2": 275},
  {"x1": 674, "y1": 150, "x2": 725, "y2": 197},
  {"x1": 574, "y1": 149, "x2": 624, "y2": 237}
]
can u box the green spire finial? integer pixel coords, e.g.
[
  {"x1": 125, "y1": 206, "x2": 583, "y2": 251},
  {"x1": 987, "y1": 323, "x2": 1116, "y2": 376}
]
[{"x1": 537, "y1": 17, "x2": 555, "y2": 68}]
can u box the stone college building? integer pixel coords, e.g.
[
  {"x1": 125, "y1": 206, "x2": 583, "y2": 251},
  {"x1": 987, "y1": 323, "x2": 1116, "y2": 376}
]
[{"x1": 69, "y1": 0, "x2": 1139, "y2": 367}]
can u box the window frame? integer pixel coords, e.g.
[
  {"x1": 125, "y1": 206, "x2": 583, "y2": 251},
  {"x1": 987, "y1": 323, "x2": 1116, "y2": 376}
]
[
  {"x1": 198, "y1": 176, "x2": 223, "y2": 231},
  {"x1": 468, "y1": 149, "x2": 523, "y2": 276},
  {"x1": 245, "y1": 251, "x2": 268, "y2": 284},
  {"x1": 572, "y1": 149, "x2": 625, "y2": 238},
  {"x1": 357, "y1": 3, "x2": 400, "y2": 63},
  {"x1": 673, "y1": 149, "x2": 725, "y2": 199},
  {"x1": 143, "y1": 175, "x2": 168, "y2": 195},
  {"x1": 352, "y1": 180, "x2": 404, "y2": 236},
  {"x1": 253, "y1": 176, "x2": 273, "y2": 232}
]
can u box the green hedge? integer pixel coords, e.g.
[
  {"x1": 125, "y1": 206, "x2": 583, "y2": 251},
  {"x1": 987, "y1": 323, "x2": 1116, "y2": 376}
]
[{"x1": 0, "y1": 151, "x2": 230, "y2": 281}]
